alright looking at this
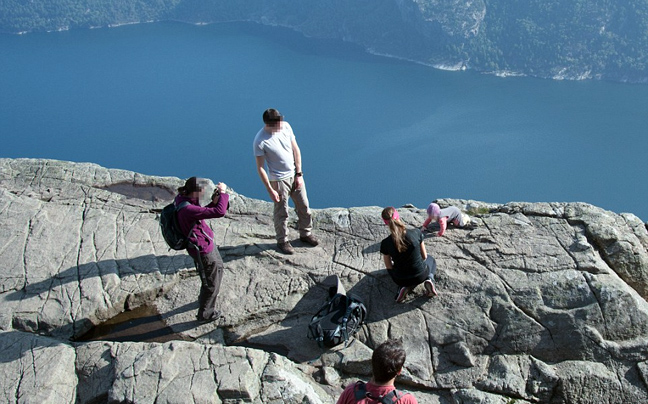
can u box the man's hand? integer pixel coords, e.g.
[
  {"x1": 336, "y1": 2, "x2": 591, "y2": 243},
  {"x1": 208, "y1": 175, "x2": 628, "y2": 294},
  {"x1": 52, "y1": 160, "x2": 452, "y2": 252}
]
[
  {"x1": 269, "y1": 188, "x2": 281, "y2": 203},
  {"x1": 294, "y1": 175, "x2": 303, "y2": 190}
]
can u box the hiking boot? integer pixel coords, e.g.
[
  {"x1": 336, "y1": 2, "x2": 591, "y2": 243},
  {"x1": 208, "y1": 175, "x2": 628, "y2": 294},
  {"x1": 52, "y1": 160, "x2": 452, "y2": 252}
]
[
  {"x1": 424, "y1": 280, "x2": 438, "y2": 297},
  {"x1": 395, "y1": 287, "x2": 410, "y2": 303},
  {"x1": 299, "y1": 234, "x2": 319, "y2": 246},
  {"x1": 196, "y1": 311, "x2": 221, "y2": 324},
  {"x1": 277, "y1": 241, "x2": 295, "y2": 254}
]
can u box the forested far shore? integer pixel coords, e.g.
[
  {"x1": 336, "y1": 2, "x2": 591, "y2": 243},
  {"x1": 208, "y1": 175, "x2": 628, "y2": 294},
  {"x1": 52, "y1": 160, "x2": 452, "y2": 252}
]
[{"x1": 2, "y1": 0, "x2": 648, "y2": 83}]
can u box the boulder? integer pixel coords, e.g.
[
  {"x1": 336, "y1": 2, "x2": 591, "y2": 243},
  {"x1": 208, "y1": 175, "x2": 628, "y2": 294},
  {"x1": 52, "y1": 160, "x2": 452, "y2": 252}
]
[{"x1": 75, "y1": 339, "x2": 331, "y2": 403}]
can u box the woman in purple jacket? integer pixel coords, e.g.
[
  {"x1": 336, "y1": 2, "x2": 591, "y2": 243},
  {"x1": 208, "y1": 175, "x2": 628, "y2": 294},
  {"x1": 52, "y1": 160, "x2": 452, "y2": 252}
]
[{"x1": 175, "y1": 177, "x2": 229, "y2": 322}]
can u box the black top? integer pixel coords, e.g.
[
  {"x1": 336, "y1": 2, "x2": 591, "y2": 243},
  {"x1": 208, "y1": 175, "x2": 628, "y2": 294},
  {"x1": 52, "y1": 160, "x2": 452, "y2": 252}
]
[{"x1": 380, "y1": 228, "x2": 427, "y2": 283}]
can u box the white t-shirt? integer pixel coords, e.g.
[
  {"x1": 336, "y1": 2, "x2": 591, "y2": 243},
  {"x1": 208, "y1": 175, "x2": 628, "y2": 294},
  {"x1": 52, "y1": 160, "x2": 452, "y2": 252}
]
[{"x1": 253, "y1": 122, "x2": 296, "y2": 181}]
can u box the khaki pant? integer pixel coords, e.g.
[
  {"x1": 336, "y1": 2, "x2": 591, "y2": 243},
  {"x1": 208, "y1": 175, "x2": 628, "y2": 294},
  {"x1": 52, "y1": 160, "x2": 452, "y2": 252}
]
[{"x1": 270, "y1": 176, "x2": 313, "y2": 243}]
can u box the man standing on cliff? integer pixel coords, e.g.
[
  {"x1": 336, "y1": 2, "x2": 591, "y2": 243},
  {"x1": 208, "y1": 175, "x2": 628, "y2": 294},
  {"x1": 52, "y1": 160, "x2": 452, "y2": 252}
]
[{"x1": 253, "y1": 108, "x2": 318, "y2": 254}]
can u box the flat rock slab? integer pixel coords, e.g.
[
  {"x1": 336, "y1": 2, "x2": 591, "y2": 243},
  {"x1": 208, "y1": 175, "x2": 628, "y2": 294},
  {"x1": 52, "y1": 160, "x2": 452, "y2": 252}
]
[{"x1": 1, "y1": 158, "x2": 648, "y2": 403}]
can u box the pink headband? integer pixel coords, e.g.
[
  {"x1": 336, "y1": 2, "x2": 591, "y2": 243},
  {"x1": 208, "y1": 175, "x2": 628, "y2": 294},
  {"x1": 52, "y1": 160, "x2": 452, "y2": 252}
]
[{"x1": 382, "y1": 209, "x2": 400, "y2": 225}]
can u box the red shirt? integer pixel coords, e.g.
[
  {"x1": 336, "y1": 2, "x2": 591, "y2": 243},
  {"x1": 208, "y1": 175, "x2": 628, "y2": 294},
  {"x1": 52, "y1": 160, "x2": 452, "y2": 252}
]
[{"x1": 336, "y1": 381, "x2": 418, "y2": 404}]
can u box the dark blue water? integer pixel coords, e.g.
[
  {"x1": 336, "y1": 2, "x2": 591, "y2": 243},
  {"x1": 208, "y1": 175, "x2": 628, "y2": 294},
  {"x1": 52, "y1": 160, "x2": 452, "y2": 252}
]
[{"x1": 1, "y1": 22, "x2": 647, "y2": 221}]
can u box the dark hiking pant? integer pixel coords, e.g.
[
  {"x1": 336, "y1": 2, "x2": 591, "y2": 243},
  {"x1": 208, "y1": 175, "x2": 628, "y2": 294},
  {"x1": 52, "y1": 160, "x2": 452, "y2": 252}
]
[
  {"x1": 194, "y1": 248, "x2": 224, "y2": 321},
  {"x1": 389, "y1": 256, "x2": 437, "y2": 288}
]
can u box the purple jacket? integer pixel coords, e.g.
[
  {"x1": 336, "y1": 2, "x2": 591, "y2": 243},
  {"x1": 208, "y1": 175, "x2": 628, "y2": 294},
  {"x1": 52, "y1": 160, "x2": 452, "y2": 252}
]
[{"x1": 174, "y1": 193, "x2": 230, "y2": 257}]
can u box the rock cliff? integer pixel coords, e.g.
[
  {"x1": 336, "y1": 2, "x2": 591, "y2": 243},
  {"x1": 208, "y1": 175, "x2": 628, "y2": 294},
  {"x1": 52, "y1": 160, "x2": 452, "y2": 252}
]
[{"x1": 1, "y1": 158, "x2": 648, "y2": 403}]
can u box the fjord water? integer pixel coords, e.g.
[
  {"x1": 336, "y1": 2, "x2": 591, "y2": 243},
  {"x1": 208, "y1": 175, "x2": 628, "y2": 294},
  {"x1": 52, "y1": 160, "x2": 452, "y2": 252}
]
[{"x1": 1, "y1": 22, "x2": 647, "y2": 221}]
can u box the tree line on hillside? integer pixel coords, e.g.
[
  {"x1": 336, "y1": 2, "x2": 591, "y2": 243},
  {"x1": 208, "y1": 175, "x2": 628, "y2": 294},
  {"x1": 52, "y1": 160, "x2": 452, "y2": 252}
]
[
  {"x1": 0, "y1": 0, "x2": 180, "y2": 32},
  {"x1": 1, "y1": 0, "x2": 647, "y2": 83},
  {"x1": 464, "y1": 0, "x2": 648, "y2": 81}
]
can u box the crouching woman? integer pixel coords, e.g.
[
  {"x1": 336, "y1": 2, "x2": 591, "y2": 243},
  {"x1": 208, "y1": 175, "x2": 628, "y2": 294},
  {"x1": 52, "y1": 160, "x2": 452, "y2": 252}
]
[{"x1": 380, "y1": 207, "x2": 438, "y2": 303}]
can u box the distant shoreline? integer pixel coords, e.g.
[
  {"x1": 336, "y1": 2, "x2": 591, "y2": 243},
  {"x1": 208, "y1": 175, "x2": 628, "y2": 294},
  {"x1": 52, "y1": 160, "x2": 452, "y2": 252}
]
[{"x1": 4, "y1": 19, "x2": 647, "y2": 85}]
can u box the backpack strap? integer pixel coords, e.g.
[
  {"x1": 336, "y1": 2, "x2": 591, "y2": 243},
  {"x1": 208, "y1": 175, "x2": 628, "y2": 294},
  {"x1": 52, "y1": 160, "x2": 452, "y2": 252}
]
[
  {"x1": 353, "y1": 381, "x2": 368, "y2": 401},
  {"x1": 306, "y1": 320, "x2": 325, "y2": 348},
  {"x1": 352, "y1": 381, "x2": 409, "y2": 404},
  {"x1": 308, "y1": 298, "x2": 336, "y2": 348},
  {"x1": 175, "y1": 201, "x2": 191, "y2": 210},
  {"x1": 174, "y1": 201, "x2": 206, "y2": 280},
  {"x1": 341, "y1": 297, "x2": 352, "y2": 345},
  {"x1": 177, "y1": 201, "x2": 213, "y2": 256},
  {"x1": 174, "y1": 201, "x2": 198, "y2": 236},
  {"x1": 342, "y1": 298, "x2": 365, "y2": 347},
  {"x1": 379, "y1": 389, "x2": 407, "y2": 404}
]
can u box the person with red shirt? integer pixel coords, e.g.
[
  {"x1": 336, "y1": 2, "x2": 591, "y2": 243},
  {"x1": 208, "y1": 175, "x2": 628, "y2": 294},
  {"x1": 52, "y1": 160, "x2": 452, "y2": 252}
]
[{"x1": 336, "y1": 339, "x2": 418, "y2": 403}]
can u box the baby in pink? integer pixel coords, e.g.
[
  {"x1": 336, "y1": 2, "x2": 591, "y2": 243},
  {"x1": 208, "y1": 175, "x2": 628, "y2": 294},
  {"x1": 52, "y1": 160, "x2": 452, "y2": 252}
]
[{"x1": 421, "y1": 203, "x2": 469, "y2": 236}]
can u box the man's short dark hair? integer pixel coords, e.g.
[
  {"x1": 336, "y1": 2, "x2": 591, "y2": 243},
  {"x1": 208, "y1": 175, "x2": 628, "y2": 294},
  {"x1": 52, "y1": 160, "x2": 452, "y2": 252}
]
[
  {"x1": 263, "y1": 108, "x2": 283, "y2": 124},
  {"x1": 372, "y1": 339, "x2": 406, "y2": 383}
]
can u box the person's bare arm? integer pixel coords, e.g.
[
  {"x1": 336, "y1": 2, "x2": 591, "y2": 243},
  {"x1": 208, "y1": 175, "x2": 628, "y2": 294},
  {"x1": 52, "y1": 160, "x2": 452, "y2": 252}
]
[
  {"x1": 256, "y1": 155, "x2": 280, "y2": 202},
  {"x1": 292, "y1": 137, "x2": 304, "y2": 189},
  {"x1": 383, "y1": 254, "x2": 394, "y2": 270}
]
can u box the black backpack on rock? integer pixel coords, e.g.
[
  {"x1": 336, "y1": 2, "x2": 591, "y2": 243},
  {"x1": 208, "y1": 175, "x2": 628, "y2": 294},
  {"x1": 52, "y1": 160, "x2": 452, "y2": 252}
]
[{"x1": 308, "y1": 277, "x2": 367, "y2": 348}]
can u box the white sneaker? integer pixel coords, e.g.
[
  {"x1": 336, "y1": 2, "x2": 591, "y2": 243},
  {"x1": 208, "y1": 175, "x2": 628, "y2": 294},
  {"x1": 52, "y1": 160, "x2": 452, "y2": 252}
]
[{"x1": 424, "y1": 280, "x2": 438, "y2": 297}]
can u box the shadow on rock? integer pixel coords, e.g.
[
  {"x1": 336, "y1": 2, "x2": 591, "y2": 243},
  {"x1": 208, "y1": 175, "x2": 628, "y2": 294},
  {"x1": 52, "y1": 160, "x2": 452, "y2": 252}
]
[
  {"x1": 219, "y1": 243, "x2": 277, "y2": 262},
  {"x1": 75, "y1": 302, "x2": 198, "y2": 343},
  {"x1": 5, "y1": 254, "x2": 196, "y2": 339},
  {"x1": 343, "y1": 268, "x2": 435, "y2": 325},
  {"x1": 226, "y1": 275, "x2": 330, "y2": 363},
  {"x1": 231, "y1": 271, "x2": 428, "y2": 363},
  {"x1": 6, "y1": 254, "x2": 193, "y2": 303}
]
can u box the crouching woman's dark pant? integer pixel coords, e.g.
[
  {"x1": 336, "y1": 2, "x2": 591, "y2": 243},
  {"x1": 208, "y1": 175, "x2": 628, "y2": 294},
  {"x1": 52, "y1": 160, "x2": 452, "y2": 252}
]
[{"x1": 389, "y1": 256, "x2": 437, "y2": 288}]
